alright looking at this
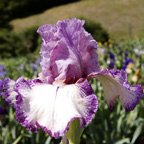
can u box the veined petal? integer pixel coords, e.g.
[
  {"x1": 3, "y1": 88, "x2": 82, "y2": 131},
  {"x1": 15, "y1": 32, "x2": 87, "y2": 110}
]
[
  {"x1": 89, "y1": 69, "x2": 143, "y2": 111},
  {"x1": 37, "y1": 18, "x2": 100, "y2": 83},
  {"x1": 57, "y1": 19, "x2": 100, "y2": 75},
  {"x1": 14, "y1": 78, "x2": 98, "y2": 138},
  {"x1": 0, "y1": 78, "x2": 17, "y2": 106}
]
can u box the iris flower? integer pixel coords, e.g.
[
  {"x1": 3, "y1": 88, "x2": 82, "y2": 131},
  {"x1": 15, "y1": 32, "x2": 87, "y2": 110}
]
[{"x1": 0, "y1": 19, "x2": 143, "y2": 142}]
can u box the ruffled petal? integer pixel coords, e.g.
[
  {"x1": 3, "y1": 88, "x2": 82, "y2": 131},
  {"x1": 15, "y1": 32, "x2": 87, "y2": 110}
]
[
  {"x1": 57, "y1": 19, "x2": 100, "y2": 75},
  {"x1": 0, "y1": 78, "x2": 17, "y2": 106},
  {"x1": 37, "y1": 18, "x2": 100, "y2": 83},
  {"x1": 89, "y1": 69, "x2": 143, "y2": 111},
  {"x1": 14, "y1": 78, "x2": 98, "y2": 138}
]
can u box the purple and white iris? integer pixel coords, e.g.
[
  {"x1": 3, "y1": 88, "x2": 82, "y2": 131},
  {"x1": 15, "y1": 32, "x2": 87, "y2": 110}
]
[{"x1": 0, "y1": 18, "x2": 143, "y2": 139}]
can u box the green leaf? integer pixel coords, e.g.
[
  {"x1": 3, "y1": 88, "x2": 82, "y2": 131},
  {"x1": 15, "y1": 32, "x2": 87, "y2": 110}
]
[
  {"x1": 131, "y1": 124, "x2": 143, "y2": 144},
  {"x1": 66, "y1": 119, "x2": 84, "y2": 144},
  {"x1": 12, "y1": 135, "x2": 22, "y2": 144},
  {"x1": 115, "y1": 138, "x2": 130, "y2": 144}
]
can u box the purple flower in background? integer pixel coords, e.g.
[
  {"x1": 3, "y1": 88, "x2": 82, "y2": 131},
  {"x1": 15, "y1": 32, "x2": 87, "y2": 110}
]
[
  {"x1": 122, "y1": 52, "x2": 134, "y2": 70},
  {"x1": 108, "y1": 61, "x2": 115, "y2": 69},
  {"x1": 0, "y1": 18, "x2": 143, "y2": 139},
  {"x1": 108, "y1": 52, "x2": 115, "y2": 69},
  {"x1": 30, "y1": 58, "x2": 41, "y2": 76},
  {"x1": 35, "y1": 57, "x2": 41, "y2": 65},
  {"x1": 30, "y1": 63, "x2": 37, "y2": 71},
  {"x1": 0, "y1": 65, "x2": 6, "y2": 78},
  {"x1": 109, "y1": 52, "x2": 115, "y2": 60},
  {"x1": 0, "y1": 65, "x2": 4, "y2": 71}
]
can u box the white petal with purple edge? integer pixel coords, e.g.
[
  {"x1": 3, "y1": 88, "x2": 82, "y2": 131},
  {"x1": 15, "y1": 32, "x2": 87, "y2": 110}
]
[
  {"x1": 15, "y1": 78, "x2": 98, "y2": 138},
  {"x1": 89, "y1": 69, "x2": 143, "y2": 111}
]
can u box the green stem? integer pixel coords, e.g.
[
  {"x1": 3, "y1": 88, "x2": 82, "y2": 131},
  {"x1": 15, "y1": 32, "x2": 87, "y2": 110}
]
[{"x1": 66, "y1": 119, "x2": 84, "y2": 144}]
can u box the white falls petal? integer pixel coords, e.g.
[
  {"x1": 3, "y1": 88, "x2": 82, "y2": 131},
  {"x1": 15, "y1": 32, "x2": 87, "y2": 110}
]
[{"x1": 15, "y1": 78, "x2": 98, "y2": 138}]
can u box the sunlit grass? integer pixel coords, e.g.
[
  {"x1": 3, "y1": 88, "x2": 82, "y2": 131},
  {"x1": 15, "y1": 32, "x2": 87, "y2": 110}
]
[{"x1": 10, "y1": 0, "x2": 144, "y2": 40}]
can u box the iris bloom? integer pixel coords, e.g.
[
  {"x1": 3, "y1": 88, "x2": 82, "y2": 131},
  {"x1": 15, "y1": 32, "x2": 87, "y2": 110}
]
[{"x1": 0, "y1": 19, "x2": 143, "y2": 141}]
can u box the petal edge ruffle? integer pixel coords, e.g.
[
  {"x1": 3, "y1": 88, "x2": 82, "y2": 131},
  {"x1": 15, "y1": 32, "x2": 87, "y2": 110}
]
[
  {"x1": 14, "y1": 78, "x2": 98, "y2": 138},
  {"x1": 37, "y1": 18, "x2": 100, "y2": 84},
  {"x1": 89, "y1": 69, "x2": 143, "y2": 111}
]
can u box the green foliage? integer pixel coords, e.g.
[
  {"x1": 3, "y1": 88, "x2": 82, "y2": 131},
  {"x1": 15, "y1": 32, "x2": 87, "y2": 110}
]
[
  {"x1": 81, "y1": 18, "x2": 109, "y2": 43},
  {"x1": 0, "y1": 27, "x2": 39, "y2": 58},
  {"x1": 0, "y1": 39, "x2": 144, "y2": 143}
]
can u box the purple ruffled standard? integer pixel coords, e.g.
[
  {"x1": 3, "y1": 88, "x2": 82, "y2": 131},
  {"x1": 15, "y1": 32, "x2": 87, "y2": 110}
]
[
  {"x1": 37, "y1": 18, "x2": 100, "y2": 84},
  {"x1": 0, "y1": 18, "x2": 143, "y2": 139}
]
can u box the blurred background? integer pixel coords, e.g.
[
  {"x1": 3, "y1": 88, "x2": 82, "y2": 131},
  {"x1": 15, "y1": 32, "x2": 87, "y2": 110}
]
[{"x1": 0, "y1": 0, "x2": 144, "y2": 143}]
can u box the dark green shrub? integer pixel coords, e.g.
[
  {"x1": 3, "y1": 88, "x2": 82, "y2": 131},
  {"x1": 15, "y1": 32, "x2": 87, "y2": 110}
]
[
  {"x1": 81, "y1": 18, "x2": 109, "y2": 43},
  {"x1": 0, "y1": 0, "x2": 80, "y2": 27},
  {"x1": 0, "y1": 27, "x2": 39, "y2": 58}
]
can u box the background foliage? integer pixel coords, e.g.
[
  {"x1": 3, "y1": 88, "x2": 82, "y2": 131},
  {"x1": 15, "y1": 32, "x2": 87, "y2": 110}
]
[
  {"x1": 83, "y1": 18, "x2": 109, "y2": 43},
  {"x1": 0, "y1": 39, "x2": 144, "y2": 144},
  {"x1": 0, "y1": 0, "x2": 144, "y2": 143},
  {"x1": 0, "y1": 27, "x2": 39, "y2": 58}
]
